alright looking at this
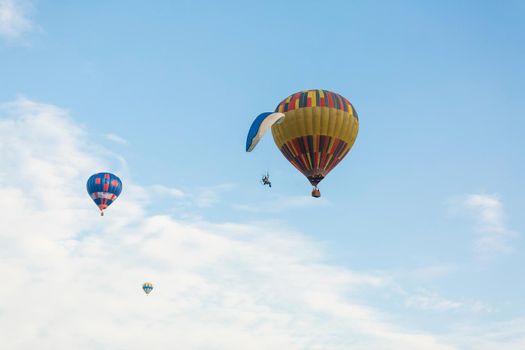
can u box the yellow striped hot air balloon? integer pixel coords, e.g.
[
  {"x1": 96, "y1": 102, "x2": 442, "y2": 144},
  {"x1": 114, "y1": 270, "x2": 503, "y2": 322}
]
[{"x1": 246, "y1": 89, "x2": 359, "y2": 197}]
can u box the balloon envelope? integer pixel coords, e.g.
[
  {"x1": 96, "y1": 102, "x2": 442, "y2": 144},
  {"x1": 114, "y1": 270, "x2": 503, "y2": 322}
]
[
  {"x1": 86, "y1": 172, "x2": 122, "y2": 214},
  {"x1": 142, "y1": 282, "x2": 154, "y2": 295}
]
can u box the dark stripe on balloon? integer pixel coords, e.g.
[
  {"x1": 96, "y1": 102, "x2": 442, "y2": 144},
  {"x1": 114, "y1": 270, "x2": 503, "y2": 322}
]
[
  {"x1": 274, "y1": 90, "x2": 355, "y2": 114},
  {"x1": 279, "y1": 136, "x2": 349, "y2": 182}
]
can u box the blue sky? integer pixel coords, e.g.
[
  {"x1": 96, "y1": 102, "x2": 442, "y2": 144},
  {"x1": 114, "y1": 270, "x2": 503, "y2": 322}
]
[{"x1": 0, "y1": 1, "x2": 524, "y2": 349}]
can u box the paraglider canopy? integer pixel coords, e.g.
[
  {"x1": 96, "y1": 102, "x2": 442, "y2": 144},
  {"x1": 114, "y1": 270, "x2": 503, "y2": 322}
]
[{"x1": 246, "y1": 112, "x2": 285, "y2": 152}]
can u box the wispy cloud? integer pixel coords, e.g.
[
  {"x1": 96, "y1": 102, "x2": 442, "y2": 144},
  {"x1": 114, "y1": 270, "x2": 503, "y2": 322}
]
[
  {"x1": 447, "y1": 318, "x2": 525, "y2": 350},
  {"x1": 0, "y1": 0, "x2": 34, "y2": 42},
  {"x1": 192, "y1": 183, "x2": 235, "y2": 207},
  {"x1": 149, "y1": 184, "x2": 185, "y2": 198},
  {"x1": 453, "y1": 194, "x2": 518, "y2": 257},
  {"x1": 409, "y1": 264, "x2": 458, "y2": 282},
  {"x1": 0, "y1": 97, "x2": 461, "y2": 349},
  {"x1": 105, "y1": 133, "x2": 128, "y2": 145},
  {"x1": 404, "y1": 289, "x2": 493, "y2": 313},
  {"x1": 234, "y1": 194, "x2": 330, "y2": 213}
]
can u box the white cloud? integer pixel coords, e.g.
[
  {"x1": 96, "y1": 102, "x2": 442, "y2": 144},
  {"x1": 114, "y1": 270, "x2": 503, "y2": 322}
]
[
  {"x1": 464, "y1": 195, "x2": 505, "y2": 232},
  {"x1": 409, "y1": 264, "x2": 458, "y2": 282},
  {"x1": 0, "y1": 0, "x2": 33, "y2": 41},
  {"x1": 192, "y1": 183, "x2": 235, "y2": 207},
  {"x1": 105, "y1": 133, "x2": 128, "y2": 145},
  {"x1": 234, "y1": 194, "x2": 330, "y2": 213},
  {"x1": 404, "y1": 289, "x2": 493, "y2": 313},
  {"x1": 457, "y1": 194, "x2": 518, "y2": 256},
  {"x1": 149, "y1": 184, "x2": 185, "y2": 198},
  {"x1": 446, "y1": 318, "x2": 525, "y2": 350},
  {"x1": 1, "y1": 97, "x2": 519, "y2": 349}
]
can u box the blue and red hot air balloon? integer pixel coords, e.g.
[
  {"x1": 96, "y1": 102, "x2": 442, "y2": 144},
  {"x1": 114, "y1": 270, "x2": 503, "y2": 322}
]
[
  {"x1": 143, "y1": 282, "x2": 154, "y2": 295},
  {"x1": 86, "y1": 172, "x2": 122, "y2": 216}
]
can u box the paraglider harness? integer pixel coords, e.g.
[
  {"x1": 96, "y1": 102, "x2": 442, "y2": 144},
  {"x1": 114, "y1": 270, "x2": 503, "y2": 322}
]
[{"x1": 261, "y1": 173, "x2": 271, "y2": 188}]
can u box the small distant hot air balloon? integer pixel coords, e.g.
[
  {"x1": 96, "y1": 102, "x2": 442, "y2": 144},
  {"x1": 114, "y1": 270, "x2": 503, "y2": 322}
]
[
  {"x1": 246, "y1": 90, "x2": 359, "y2": 197},
  {"x1": 143, "y1": 282, "x2": 154, "y2": 295},
  {"x1": 86, "y1": 172, "x2": 122, "y2": 216}
]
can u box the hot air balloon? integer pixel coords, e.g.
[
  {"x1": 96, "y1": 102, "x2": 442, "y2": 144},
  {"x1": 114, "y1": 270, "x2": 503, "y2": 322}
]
[
  {"x1": 143, "y1": 282, "x2": 153, "y2": 295},
  {"x1": 86, "y1": 172, "x2": 122, "y2": 216},
  {"x1": 246, "y1": 90, "x2": 359, "y2": 197}
]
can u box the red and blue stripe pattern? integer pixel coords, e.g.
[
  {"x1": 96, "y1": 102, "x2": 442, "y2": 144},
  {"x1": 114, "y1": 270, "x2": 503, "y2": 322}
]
[
  {"x1": 274, "y1": 89, "x2": 358, "y2": 118},
  {"x1": 279, "y1": 135, "x2": 351, "y2": 186},
  {"x1": 86, "y1": 172, "x2": 122, "y2": 212}
]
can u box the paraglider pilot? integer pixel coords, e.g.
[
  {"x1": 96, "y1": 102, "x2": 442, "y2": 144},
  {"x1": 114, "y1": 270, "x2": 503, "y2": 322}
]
[{"x1": 262, "y1": 173, "x2": 271, "y2": 188}]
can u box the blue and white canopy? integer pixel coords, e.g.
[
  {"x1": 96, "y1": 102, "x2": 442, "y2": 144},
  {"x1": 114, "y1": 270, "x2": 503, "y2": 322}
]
[{"x1": 245, "y1": 112, "x2": 285, "y2": 152}]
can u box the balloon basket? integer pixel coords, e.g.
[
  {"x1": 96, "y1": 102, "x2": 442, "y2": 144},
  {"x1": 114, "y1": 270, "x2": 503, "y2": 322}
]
[{"x1": 311, "y1": 188, "x2": 321, "y2": 198}]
